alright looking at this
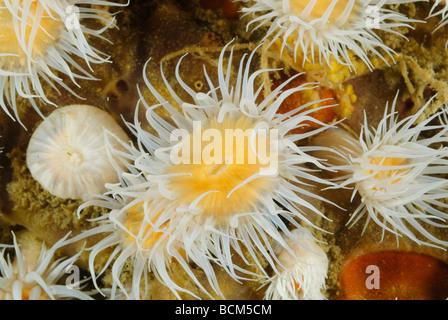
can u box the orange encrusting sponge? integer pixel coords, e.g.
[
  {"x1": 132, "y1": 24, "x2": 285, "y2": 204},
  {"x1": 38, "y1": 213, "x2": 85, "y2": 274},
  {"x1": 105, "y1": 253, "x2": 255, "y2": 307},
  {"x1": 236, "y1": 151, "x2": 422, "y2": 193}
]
[{"x1": 336, "y1": 251, "x2": 448, "y2": 300}]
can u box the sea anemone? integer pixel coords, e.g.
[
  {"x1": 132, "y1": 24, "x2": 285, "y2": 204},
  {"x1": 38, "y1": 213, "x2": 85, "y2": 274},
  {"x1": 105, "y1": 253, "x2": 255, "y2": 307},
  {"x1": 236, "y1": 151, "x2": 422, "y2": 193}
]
[
  {"x1": 0, "y1": 231, "x2": 92, "y2": 300},
  {"x1": 314, "y1": 95, "x2": 448, "y2": 248},
  {"x1": 239, "y1": 0, "x2": 420, "y2": 70},
  {"x1": 429, "y1": 0, "x2": 448, "y2": 47},
  {"x1": 74, "y1": 182, "x2": 218, "y2": 300},
  {"x1": 78, "y1": 41, "x2": 340, "y2": 299},
  {"x1": 264, "y1": 228, "x2": 328, "y2": 300},
  {"x1": 26, "y1": 104, "x2": 129, "y2": 200},
  {"x1": 0, "y1": 0, "x2": 128, "y2": 127}
]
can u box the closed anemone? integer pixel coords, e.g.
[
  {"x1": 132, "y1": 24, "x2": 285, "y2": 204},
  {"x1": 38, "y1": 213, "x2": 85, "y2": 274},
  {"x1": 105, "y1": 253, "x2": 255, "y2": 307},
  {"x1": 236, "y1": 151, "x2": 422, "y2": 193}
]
[
  {"x1": 26, "y1": 104, "x2": 129, "y2": 201},
  {"x1": 82, "y1": 41, "x2": 340, "y2": 298},
  {"x1": 315, "y1": 94, "x2": 448, "y2": 249},
  {"x1": 0, "y1": 0, "x2": 128, "y2": 127},
  {"x1": 239, "y1": 0, "x2": 420, "y2": 70},
  {"x1": 264, "y1": 228, "x2": 328, "y2": 300}
]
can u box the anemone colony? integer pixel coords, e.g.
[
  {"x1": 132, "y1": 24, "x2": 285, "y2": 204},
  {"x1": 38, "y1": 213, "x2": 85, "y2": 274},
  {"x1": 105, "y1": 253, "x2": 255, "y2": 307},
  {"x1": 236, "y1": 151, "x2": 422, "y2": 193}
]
[
  {"x1": 0, "y1": 0, "x2": 447, "y2": 300},
  {"x1": 73, "y1": 42, "x2": 340, "y2": 299}
]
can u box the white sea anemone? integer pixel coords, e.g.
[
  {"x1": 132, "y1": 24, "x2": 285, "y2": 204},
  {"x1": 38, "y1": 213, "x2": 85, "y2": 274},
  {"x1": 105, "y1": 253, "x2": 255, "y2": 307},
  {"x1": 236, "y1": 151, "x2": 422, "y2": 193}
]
[
  {"x1": 429, "y1": 0, "x2": 448, "y2": 46},
  {"x1": 26, "y1": 104, "x2": 129, "y2": 200},
  {"x1": 0, "y1": 0, "x2": 128, "y2": 127},
  {"x1": 0, "y1": 232, "x2": 92, "y2": 300},
  {"x1": 239, "y1": 0, "x2": 420, "y2": 70},
  {"x1": 263, "y1": 228, "x2": 328, "y2": 300},
  {"x1": 77, "y1": 41, "x2": 340, "y2": 299},
  {"x1": 74, "y1": 184, "x2": 218, "y2": 300},
  {"x1": 315, "y1": 95, "x2": 448, "y2": 248}
]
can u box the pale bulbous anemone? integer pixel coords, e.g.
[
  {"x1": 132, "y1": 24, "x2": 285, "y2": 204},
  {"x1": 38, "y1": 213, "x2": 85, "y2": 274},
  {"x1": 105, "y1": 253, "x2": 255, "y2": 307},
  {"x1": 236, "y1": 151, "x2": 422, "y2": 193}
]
[
  {"x1": 26, "y1": 104, "x2": 129, "y2": 200},
  {"x1": 238, "y1": 0, "x2": 421, "y2": 70},
  {"x1": 0, "y1": 0, "x2": 129, "y2": 127}
]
